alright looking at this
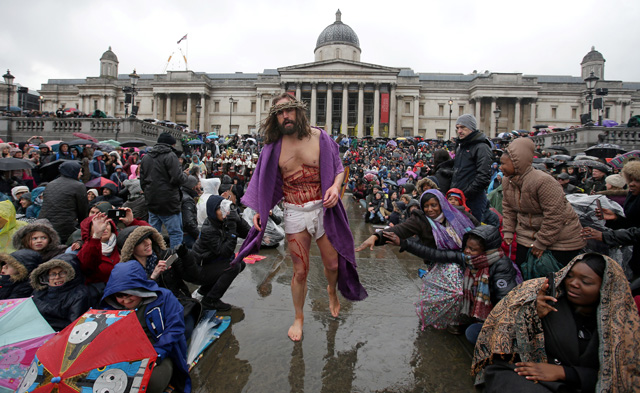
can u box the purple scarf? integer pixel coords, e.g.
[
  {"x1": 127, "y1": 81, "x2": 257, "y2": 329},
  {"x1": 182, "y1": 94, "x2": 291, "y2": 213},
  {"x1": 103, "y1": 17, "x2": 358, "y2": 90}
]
[
  {"x1": 233, "y1": 128, "x2": 368, "y2": 301},
  {"x1": 421, "y1": 189, "x2": 474, "y2": 250}
]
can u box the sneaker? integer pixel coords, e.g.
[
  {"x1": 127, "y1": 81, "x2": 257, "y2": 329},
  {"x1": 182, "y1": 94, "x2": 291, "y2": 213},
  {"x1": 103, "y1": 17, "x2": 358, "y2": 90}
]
[
  {"x1": 201, "y1": 298, "x2": 232, "y2": 311},
  {"x1": 191, "y1": 288, "x2": 203, "y2": 301}
]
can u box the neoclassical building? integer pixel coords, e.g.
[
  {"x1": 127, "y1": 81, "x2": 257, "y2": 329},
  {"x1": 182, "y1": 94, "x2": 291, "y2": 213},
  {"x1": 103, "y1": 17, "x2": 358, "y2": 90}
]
[{"x1": 39, "y1": 10, "x2": 640, "y2": 139}]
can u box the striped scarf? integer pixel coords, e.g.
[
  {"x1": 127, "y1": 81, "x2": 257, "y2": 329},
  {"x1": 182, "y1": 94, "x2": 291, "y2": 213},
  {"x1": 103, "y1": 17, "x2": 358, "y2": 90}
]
[{"x1": 461, "y1": 249, "x2": 503, "y2": 321}]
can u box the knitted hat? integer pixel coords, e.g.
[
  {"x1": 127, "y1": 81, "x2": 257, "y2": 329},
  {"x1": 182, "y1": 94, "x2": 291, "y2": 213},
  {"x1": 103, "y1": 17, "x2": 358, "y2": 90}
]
[
  {"x1": 184, "y1": 175, "x2": 198, "y2": 190},
  {"x1": 456, "y1": 114, "x2": 477, "y2": 132},
  {"x1": 605, "y1": 174, "x2": 625, "y2": 189},
  {"x1": 87, "y1": 189, "x2": 99, "y2": 198},
  {"x1": 157, "y1": 132, "x2": 176, "y2": 145},
  {"x1": 93, "y1": 201, "x2": 113, "y2": 213}
]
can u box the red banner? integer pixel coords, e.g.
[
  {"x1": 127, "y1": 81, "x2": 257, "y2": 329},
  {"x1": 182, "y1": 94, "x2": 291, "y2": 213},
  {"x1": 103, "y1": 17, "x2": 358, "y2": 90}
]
[{"x1": 380, "y1": 93, "x2": 390, "y2": 123}]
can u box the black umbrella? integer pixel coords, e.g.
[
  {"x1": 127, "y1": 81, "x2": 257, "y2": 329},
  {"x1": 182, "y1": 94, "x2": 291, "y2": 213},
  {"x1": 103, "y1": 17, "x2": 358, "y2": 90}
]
[
  {"x1": 384, "y1": 179, "x2": 398, "y2": 187},
  {"x1": 38, "y1": 159, "x2": 67, "y2": 182},
  {"x1": 584, "y1": 143, "x2": 626, "y2": 159},
  {"x1": 546, "y1": 146, "x2": 570, "y2": 154},
  {"x1": 550, "y1": 154, "x2": 572, "y2": 162},
  {"x1": 567, "y1": 160, "x2": 611, "y2": 173},
  {"x1": 67, "y1": 139, "x2": 94, "y2": 146},
  {"x1": 119, "y1": 140, "x2": 148, "y2": 148},
  {"x1": 533, "y1": 124, "x2": 549, "y2": 130},
  {"x1": 0, "y1": 158, "x2": 36, "y2": 171}
]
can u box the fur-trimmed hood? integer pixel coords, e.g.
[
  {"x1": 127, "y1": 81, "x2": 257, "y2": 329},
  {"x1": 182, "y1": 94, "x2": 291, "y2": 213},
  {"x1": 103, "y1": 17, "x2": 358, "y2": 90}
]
[
  {"x1": 30, "y1": 258, "x2": 76, "y2": 291},
  {"x1": 12, "y1": 219, "x2": 61, "y2": 253},
  {"x1": 118, "y1": 225, "x2": 166, "y2": 263},
  {"x1": 597, "y1": 189, "x2": 628, "y2": 197},
  {"x1": 0, "y1": 249, "x2": 42, "y2": 283}
]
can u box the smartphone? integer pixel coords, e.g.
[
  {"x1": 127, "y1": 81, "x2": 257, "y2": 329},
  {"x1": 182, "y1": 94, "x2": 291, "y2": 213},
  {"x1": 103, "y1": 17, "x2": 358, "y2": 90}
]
[
  {"x1": 164, "y1": 253, "x2": 179, "y2": 268},
  {"x1": 595, "y1": 198, "x2": 602, "y2": 215},
  {"x1": 107, "y1": 209, "x2": 125, "y2": 219},
  {"x1": 546, "y1": 272, "x2": 556, "y2": 299}
]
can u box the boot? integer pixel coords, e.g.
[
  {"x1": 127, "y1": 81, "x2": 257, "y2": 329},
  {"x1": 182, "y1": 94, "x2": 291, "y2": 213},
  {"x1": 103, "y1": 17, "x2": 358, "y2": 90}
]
[{"x1": 201, "y1": 297, "x2": 232, "y2": 311}]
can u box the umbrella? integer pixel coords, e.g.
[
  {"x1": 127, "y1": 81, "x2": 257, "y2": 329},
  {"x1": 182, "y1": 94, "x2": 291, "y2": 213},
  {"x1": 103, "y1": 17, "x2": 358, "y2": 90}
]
[
  {"x1": 44, "y1": 140, "x2": 63, "y2": 149},
  {"x1": 67, "y1": 139, "x2": 93, "y2": 147},
  {"x1": 96, "y1": 143, "x2": 114, "y2": 152},
  {"x1": 100, "y1": 139, "x2": 121, "y2": 148},
  {"x1": 187, "y1": 139, "x2": 204, "y2": 145},
  {"x1": 18, "y1": 309, "x2": 156, "y2": 393},
  {"x1": 119, "y1": 140, "x2": 147, "y2": 148},
  {"x1": 384, "y1": 179, "x2": 398, "y2": 187},
  {"x1": 0, "y1": 158, "x2": 35, "y2": 171},
  {"x1": 584, "y1": 143, "x2": 626, "y2": 159},
  {"x1": 414, "y1": 263, "x2": 463, "y2": 330},
  {"x1": 72, "y1": 132, "x2": 98, "y2": 143},
  {"x1": 245, "y1": 137, "x2": 257, "y2": 144},
  {"x1": 0, "y1": 298, "x2": 55, "y2": 393},
  {"x1": 417, "y1": 141, "x2": 427, "y2": 147},
  {"x1": 363, "y1": 173, "x2": 377, "y2": 182},
  {"x1": 550, "y1": 154, "x2": 572, "y2": 162},
  {"x1": 206, "y1": 135, "x2": 219, "y2": 139},
  {"x1": 186, "y1": 311, "x2": 231, "y2": 371},
  {"x1": 63, "y1": 108, "x2": 78, "y2": 113},
  {"x1": 38, "y1": 159, "x2": 67, "y2": 182},
  {"x1": 386, "y1": 140, "x2": 397, "y2": 147},
  {"x1": 397, "y1": 177, "x2": 410, "y2": 186},
  {"x1": 85, "y1": 177, "x2": 117, "y2": 188},
  {"x1": 574, "y1": 155, "x2": 601, "y2": 161},
  {"x1": 532, "y1": 124, "x2": 549, "y2": 129},
  {"x1": 609, "y1": 150, "x2": 640, "y2": 169},
  {"x1": 546, "y1": 146, "x2": 570, "y2": 154},
  {"x1": 567, "y1": 160, "x2": 611, "y2": 173},
  {"x1": 405, "y1": 170, "x2": 417, "y2": 179}
]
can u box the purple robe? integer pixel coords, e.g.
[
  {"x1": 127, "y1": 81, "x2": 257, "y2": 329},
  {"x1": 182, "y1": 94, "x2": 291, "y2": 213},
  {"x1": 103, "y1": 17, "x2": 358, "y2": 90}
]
[{"x1": 233, "y1": 128, "x2": 368, "y2": 301}]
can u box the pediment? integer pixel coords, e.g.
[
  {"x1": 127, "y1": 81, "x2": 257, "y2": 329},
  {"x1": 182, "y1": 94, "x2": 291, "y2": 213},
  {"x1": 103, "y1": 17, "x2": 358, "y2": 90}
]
[{"x1": 279, "y1": 59, "x2": 399, "y2": 76}]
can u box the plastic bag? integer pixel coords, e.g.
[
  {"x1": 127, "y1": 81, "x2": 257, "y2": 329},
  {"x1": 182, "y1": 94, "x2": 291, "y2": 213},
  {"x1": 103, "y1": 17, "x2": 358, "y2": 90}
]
[{"x1": 520, "y1": 249, "x2": 563, "y2": 281}]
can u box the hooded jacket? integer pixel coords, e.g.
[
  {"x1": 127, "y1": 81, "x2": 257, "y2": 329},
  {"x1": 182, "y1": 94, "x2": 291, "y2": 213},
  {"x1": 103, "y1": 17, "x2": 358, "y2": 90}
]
[
  {"x1": 30, "y1": 254, "x2": 90, "y2": 331},
  {"x1": 196, "y1": 178, "x2": 221, "y2": 227},
  {"x1": 0, "y1": 249, "x2": 42, "y2": 299},
  {"x1": 12, "y1": 220, "x2": 68, "y2": 262},
  {"x1": 180, "y1": 181, "x2": 200, "y2": 240},
  {"x1": 89, "y1": 151, "x2": 107, "y2": 179},
  {"x1": 101, "y1": 261, "x2": 191, "y2": 393},
  {"x1": 502, "y1": 138, "x2": 586, "y2": 251},
  {"x1": 451, "y1": 130, "x2": 493, "y2": 199},
  {"x1": 25, "y1": 186, "x2": 45, "y2": 218},
  {"x1": 77, "y1": 217, "x2": 119, "y2": 284},
  {"x1": 140, "y1": 143, "x2": 188, "y2": 215},
  {"x1": 0, "y1": 200, "x2": 27, "y2": 253},
  {"x1": 39, "y1": 161, "x2": 88, "y2": 243},
  {"x1": 93, "y1": 182, "x2": 124, "y2": 208}
]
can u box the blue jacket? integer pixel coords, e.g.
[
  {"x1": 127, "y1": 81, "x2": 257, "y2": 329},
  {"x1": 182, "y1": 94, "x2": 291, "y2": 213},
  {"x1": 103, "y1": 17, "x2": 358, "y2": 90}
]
[{"x1": 102, "y1": 261, "x2": 191, "y2": 393}]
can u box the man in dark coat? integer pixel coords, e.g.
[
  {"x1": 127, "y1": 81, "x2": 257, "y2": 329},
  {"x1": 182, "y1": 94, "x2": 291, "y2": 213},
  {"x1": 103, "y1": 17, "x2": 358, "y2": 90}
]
[
  {"x1": 450, "y1": 114, "x2": 493, "y2": 221},
  {"x1": 39, "y1": 161, "x2": 88, "y2": 243},
  {"x1": 140, "y1": 132, "x2": 188, "y2": 248},
  {"x1": 180, "y1": 175, "x2": 200, "y2": 248}
]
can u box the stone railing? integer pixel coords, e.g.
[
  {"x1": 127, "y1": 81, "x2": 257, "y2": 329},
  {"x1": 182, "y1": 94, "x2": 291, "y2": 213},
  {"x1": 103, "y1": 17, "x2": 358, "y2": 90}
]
[
  {"x1": 528, "y1": 126, "x2": 640, "y2": 155},
  {"x1": 0, "y1": 117, "x2": 189, "y2": 146}
]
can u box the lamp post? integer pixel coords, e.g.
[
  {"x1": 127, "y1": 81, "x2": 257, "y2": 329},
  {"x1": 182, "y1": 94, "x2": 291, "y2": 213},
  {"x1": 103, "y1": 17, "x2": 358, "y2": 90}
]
[
  {"x1": 3, "y1": 69, "x2": 14, "y2": 113},
  {"x1": 39, "y1": 96, "x2": 44, "y2": 113},
  {"x1": 129, "y1": 69, "x2": 139, "y2": 118},
  {"x1": 195, "y1": 102, "x2": 202, "y2": 132},
  {"x1": 493, "y1": 106, "x2": 501, "y2": 136},
  {"x1": 447, "y1": 98, "x2": 453, "y2": 140},
  {"x1": 229, "y1": 96, "x2": 234, "y2": 135},
  {"x1": 584, "y1": 71, "x2": 599, "y2": 124}
]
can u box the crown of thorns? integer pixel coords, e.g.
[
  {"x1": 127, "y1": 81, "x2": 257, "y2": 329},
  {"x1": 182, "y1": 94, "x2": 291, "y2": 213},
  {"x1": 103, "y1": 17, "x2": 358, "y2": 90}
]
[{"x1": 268, "y1": 100, "x2": 307, "y2": 117}]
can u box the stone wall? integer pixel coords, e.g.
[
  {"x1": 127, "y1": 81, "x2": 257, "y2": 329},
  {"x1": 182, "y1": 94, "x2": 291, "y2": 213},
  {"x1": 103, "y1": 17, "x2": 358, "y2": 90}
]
[{"x1": 528, "y1": 126, "x2": 640, "y2": 154}]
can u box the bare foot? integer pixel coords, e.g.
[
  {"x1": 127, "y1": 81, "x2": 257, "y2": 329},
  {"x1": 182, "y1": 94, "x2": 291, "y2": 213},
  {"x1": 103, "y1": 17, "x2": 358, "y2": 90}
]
[
  {"x1": 327, "y1": 285, "x2": 340, "y2": 317},
  {"x1": 288, "y1": 317, "x2": 304, "y2": 341}
]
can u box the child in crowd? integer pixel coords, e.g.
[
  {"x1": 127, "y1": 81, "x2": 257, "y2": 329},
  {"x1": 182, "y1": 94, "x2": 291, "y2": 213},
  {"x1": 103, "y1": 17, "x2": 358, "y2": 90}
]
[
  {"x1": 0, "y1": 249, "x2": 43, "y2": 299},
  {"x1": 446, "y1": 188, "x2": 472, "y2": 214},
  {"x1": 26, "y1": 187, "x2": 45, "y2": 218},
  {"x1": 366, "y1": 192, "x2": 386, "y2": 224},
  {"x1": 12, "y1": 220, "x2": 68, "y2": 262}
]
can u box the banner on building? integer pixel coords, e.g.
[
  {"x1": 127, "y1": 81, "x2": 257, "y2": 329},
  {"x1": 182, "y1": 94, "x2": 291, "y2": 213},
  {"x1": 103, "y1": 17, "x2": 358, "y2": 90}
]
[{"x1": 380, "y1": 93, "x2": 390, "y2": 123}]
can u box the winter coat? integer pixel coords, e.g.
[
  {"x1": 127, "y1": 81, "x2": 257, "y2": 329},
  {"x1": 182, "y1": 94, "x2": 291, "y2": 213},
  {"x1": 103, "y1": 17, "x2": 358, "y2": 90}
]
[
  {"x1": 433, "y1": 159, "x2": 454, "y2": 193},
  {"x1": 93, "y1": 183, "x2": 123, "y2": 208},
  {"x1": 12, "y1": 220, "x2": 67, "y2": 262},
  {"x1": 30, "y1": 255, "x2": 90, "y2": 331},
  {"x1": 39, "y1": 161, "x2": 88, "y2": 244},
  {"x1": 196, "y1": 178, "x2": 221, "y2": 227},
  {"x1": 192, "y1": 208, "x2": 251, "y2": 265},
  {"x1": 0, "y1": 200, "x2": 27, "y2": 253},
  {"x1": 101, "y1": 261, "x2": 191, "y2": 393},
  {"x1": 89, "y1": 156, "x2": 107, "y2": 179},
  {"x1": 181, "y1": 186, "x2": 199, "y2": 240},
  {"x1": 502, "y1": 138, "x2": 586, "y2": 252},
  {"x1": 401, "y1": 225, "x2": 518, "y2": 306},
  {"x1": 140, "y1": 143, "x2": 188, "y2": 215},
  {"x1": 110, "y1": 170, "x2": 128, "y2": 191},
  {"x1": 451, "y1": 130, "x2": 493, "y2": 199},
  {"x1": 0, "y1": 249, "x2": 42, "y2": 299},
  {"x1": 25, "y1": 186, "x2": 45, "y2": 218},
  {"x1": 77, "y1": 218, "x2": 119, "y2": 284}
]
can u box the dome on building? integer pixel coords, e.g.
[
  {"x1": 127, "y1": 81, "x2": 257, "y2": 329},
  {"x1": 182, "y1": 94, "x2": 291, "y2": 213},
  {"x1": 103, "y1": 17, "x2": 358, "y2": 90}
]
[
  {"x1": 316, "y1": 10, "x2": 360, "y2": 50},
  {"x1": 581, "y1": 46, "x2": 604, "y2": 64},
  {"x1": 100, "y1": 46, "x2": 119, "y2": 63}
]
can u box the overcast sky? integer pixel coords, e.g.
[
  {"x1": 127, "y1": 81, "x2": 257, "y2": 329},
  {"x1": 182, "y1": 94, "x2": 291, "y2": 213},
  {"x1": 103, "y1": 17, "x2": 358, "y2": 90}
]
[{"x1": 2, "y1": 0, "x2": 639, "y2": 91}]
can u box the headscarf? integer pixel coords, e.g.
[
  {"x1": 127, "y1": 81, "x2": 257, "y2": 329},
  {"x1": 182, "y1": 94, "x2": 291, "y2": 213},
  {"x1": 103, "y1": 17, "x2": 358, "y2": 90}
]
[
  {"x1": 421, "y1": 189, "x2": 474, "y2": 250},
  {"x1": 487, "y1": 171, "x2": 503, "y2": 193},
  {"x1": 471, "y1": 253, "x2": 640, "y2": 392}
]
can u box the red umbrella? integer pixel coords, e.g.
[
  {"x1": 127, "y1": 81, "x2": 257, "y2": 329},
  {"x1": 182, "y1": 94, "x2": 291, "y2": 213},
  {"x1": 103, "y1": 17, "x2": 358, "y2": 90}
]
[
  {"x1": 85, "y1": 177, "x2": 117, "y2": 188},
  {"x1": 18, "y1": 309, "x2": 156, "y2": 393},
  {"x1": 72, "y1": 132, "x2": 98, "y2": 143},
  {"x1": 63, "y1": 108, "x2": 78, "y2": 113}
]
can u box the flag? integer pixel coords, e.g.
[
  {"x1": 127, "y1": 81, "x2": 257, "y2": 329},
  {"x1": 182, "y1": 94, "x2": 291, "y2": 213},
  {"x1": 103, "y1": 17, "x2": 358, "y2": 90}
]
[{"x1": 177, "y1": 34, "x2": 188, "y2": 44}]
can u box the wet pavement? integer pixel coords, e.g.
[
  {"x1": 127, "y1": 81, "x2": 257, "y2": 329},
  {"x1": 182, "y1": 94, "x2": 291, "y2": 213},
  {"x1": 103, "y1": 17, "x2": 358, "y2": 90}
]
[{"x1": 190, "y1": 196, "x2": 479, "y2": 393}]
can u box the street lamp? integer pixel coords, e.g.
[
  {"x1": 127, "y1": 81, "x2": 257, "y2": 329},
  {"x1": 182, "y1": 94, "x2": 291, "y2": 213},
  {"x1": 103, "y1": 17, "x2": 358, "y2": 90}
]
[
  {"x1": 447, "y1": 98, "x2": 453, "y2": 140},
  {"x1": 39, "y1": 96, "x2": 44, "y2": 113},
  {"x1": 229, "y1": 96, "x2": 234, "y2": 135},
  {"x1": 584, "y1": 71, "x2": 599, "y2": 124},
  {"x1": 195, "y1": 102, "x2": 202, "y2": 132},
  {"x1": 3, "y1": 69, "x2": 14, "y2": 113},
  {"x1": 493, "y1": 106, "x2": 501, "y2": 136},
  {"x1": 129, "y1": 69, "x2": 139, "y2": 118}
]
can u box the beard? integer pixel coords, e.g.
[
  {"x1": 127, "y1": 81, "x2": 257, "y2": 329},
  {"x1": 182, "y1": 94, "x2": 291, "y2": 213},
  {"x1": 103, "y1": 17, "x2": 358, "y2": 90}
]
[{"x1": 278, "y1": 119, "x2": 300, "y2": 136}]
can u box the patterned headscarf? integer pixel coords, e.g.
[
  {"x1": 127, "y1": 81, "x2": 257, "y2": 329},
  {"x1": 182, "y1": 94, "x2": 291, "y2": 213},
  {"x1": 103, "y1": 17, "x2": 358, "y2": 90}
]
[{"x1": 420, "y1": 189, "x2": 474, "y2": 250}]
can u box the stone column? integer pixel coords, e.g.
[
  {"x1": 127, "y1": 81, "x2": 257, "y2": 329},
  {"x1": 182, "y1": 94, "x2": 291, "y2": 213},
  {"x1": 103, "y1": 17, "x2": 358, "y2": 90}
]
[
  {"x1": 255, "y1": 93, "x2": 262, "y2": 129},
  {"x1": 617, "y1": 100, "x2": 624, "y2": 123},
  {"x1": 373, "y1": 83, "x2": 380, "y2": 137},
  {"x1": 413, "y1": 95, "x2": 420, "y2": 136},
  {"x1": 357, "y1": 83, "x2": 364, "y2": 137},
  {"x1": 187, "y1": 94, "x2": 193, "y2": 129},
  {"x1": 490, "y1": 97, "x2": 497, "y2": 136},
  {"x1": 111, "y1": 96, "x2": 117, "y2": 117},
  {"x1": 199, "y1": 94, "x2": 205, "y2": 132},
  {"x1": 390, "y1": 84, "x2": 397, "y2": 137},
  {"x1": 295, "y1": 83, "x2": 301, "y2": 100},
  {"x1": 152, "y1": 94, "x2": 158, "y2": 120},
  {"x1": 396, "y1": 95, "x2": 403, "y2": 137},
  {"x1": 530, "y1": 99, "x2": 537, "y2": 130},
  {"x1": 326, "y1": 83, "x2": 333, "y2": 133},
  {"x1": 514, "y1": 97, "x2": 521, "y2": 130},
  {"x1": 310, "y1": 83, "x2": 317, "y2": 126},
  {"x1": 341, "y1": 82, "x2": 349, "y2": 134},
  {"x1": 166, "y1": 94, "x2": 172, "y2": 122}
]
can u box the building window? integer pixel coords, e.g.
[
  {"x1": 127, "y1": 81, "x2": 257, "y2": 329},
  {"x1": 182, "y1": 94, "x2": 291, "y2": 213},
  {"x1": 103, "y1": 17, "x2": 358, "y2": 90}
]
[
  {"x1": 94, "y1": 100, "x2": 98, "y2": 110},
  {"x1": 251, "y1": 101, "x2": 256, "y2": 113},
  {"x1": 605, "y1": 107, "x2": 610, "y2": 118},
  {"x1": 419, "y1": 104, "x2": 424, "y2": 116},
  {"x1": 151, "y1": 100, "x2": 154, "y2": 113},
  {"x1": 403, "y1": 129, "x2": 412, "y2": 137},
  {"x1": 230, "y1": 125, "x2": 239, "y2": 134},
  {"x1": 551, "y1": 107, "x2": 557, "y2": 119},
  {"x1": 212, "y1": 125, "x2": 221, "y2": 133},
  {"x1": 436, "y1": 129, "x2": 446, "y2": 139},
  {"x1": 458, "y1": 105, "x2": 464, "y2": 116},
  {"x1": 438, "y1": 104, "x2": 444, "y2": 116},
  {"x1": 404, "y1": 102, "x2": 411, "y2": 114},
  {"x1": 264, "y1": 99, "x2": 269, "y2": 111},
  {"x1": 182, "y1": 100, "x2": 187, "y2": 113},
  {"x1": 418, "y1": 128, "x2": 426, "y2": 137},
  {"x1": 214, "y1": 101, "x2": 220, "y2": 112},
  {"x1": 120, "y1": 102, "x2": 124, "y2": 111},
  {"x1": 571, "y1": 107, "x2": 577, "y2": 119},
  {"x1": 232, "y1": 102, "x2": 237, "y2": 113}
]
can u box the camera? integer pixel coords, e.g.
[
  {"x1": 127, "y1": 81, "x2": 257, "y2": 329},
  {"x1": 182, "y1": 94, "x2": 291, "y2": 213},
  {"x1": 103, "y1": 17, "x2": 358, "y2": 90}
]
[{"x1": 107, "y1": 209, "x2": 126, "y2": 219}]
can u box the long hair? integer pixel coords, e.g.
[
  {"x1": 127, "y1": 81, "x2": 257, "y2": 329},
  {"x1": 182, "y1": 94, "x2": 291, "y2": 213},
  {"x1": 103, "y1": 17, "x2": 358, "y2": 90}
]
[{"x1": 260, "y1": 93, "x2": 311, "y2": 144}]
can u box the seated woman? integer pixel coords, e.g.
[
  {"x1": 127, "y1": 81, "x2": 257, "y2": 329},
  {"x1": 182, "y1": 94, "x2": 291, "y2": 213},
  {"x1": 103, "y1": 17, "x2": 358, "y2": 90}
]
[
  {"x1": 102, "y1": 261, "x2": 191, "y2": 393},
  {"x1": 472, "y1": 253, "x2": 640, "y2": 392},
  {"x1": 0, "y1": 249, "x2": 43, "y2": 299},
  {"x1": 29, "y1": 254, "x2": 90, "y2": 331},
  {"x1": 12, "y1": 220, "x2": 68, "y2": 262}
]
